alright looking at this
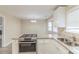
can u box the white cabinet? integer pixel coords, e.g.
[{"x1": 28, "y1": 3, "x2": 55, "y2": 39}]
[
  {"x1": 54, "y1": 7, "x2": 66, "y2": 27},
  {"x1": 37, "y1": 39, "x2": 68, "y2": 54}
]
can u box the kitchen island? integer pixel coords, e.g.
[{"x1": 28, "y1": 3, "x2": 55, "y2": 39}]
[{"x1": 12, "y1": 37, "x2": 79, "y2": 54}]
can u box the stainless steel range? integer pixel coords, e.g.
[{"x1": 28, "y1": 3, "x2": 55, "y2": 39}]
[{"x1": 19, "y1": 34, "x2": 37, "y2": 52}]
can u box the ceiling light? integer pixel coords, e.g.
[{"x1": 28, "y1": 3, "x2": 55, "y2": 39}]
[{"x1": 30, "y1": 20, "x2": 37, "y2": 23}]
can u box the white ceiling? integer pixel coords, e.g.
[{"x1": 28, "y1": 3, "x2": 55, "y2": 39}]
[{"x1": 0, "y1": 5, "x2": 57, "y2": 20}]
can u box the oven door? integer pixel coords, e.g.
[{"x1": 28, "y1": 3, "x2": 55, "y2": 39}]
[{"x1": 19, "y1": 42, "x2": 36, "y2": 52}]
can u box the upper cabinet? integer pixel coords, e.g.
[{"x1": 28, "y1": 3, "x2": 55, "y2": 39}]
[{"x1": 53, "y1": 7, "x2": 66, "y2": 27}]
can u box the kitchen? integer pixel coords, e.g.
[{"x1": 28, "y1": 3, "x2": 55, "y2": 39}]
[{"x1": 0, "y1": 5, "x2": 79, "y2": 54}]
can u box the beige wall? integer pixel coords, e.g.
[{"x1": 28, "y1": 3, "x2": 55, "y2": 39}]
[
  {"x1": 0, "y1": 12, "x2": 21, "y2": 47},
  {"x1": 21, "y1": 20, "x2": 48, "y2": 38},
  {"x1": 0, "y1": 11, "x2": 49, "y2": 47}
]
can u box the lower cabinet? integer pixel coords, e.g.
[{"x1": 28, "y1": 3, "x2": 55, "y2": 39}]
[{"x1": 37, "y1": 39, "x2": 68, "y2": 54}]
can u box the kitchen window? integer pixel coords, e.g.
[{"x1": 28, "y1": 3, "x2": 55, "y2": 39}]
[{"x1": 48, "y1": 21, "x2": 52, "y2": 32}]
